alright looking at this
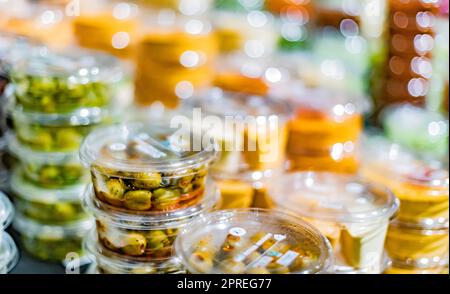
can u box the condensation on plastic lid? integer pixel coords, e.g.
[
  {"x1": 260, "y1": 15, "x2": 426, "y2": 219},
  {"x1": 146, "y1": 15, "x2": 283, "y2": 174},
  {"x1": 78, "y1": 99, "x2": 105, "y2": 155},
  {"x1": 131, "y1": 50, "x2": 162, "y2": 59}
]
[
  {"x1": 270, "y1": 172, "x2": 399, "y2": 224},
  {"x1": 0, "y1": 192, "x2": 14, "y2": 231},
  {"x1": 10, "y1": 168, "x2": 87, "y2": 202},
  {"x1": 13, "y1": 213, "x2": 94, "y2": 239},
  {"x1": 175, "y1": 208, "x2": 334, "y2": 274},
  {"x1": 0, "y1": 233, "x2": 19, "y2": 274},
  {"x1": 82, "y1": 180, "x2": 220, "y2": 230},
  {"x1": 79, "y1": 122, "x2": 217, "y2": 173}
]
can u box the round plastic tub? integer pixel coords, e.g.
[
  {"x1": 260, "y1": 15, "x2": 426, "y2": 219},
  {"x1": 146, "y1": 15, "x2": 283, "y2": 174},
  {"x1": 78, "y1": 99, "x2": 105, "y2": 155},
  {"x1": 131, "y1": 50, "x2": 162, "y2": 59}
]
[
  {"x1": 175, "y1": 208, "x2": 334, "y2": 274},
  {"x1": 13, "y1": 214, "x2": 93, "y2": 262},
  {"x1": 0, "y1": 232, "x2": 19, "y2": 274},
  {"x1": 361, "y1": 135, "x2": 449, "y2": 228},
  {"x1": 10, "y1": 46, "x2": 123, "y2": 113},
  {"x1": 0, "y1": 191, "x2": 14, "y2": 244},
  {"x1": 286, "y1": 87, "x2": 364, "y2": 174},
  {"x1": 190, "y1": 89, "x2": 291, "y2": 173},
  {"x1": 11, "y1": 104, "x2": 110, "y2": 152},
  {"x1": 269, "y1": 172, "x2": 399, "y2": 274},
  {"x1": 385, "y1": 221, "x2": 449, "y2": 268},
  {"x1": 82, "y1": 180, "x2": 219, "y2": 259},
  {"x1": 384, "y1": 259, "x2": 449, "y2": 275},
  {"x1": 10, "y1": 168, "x2": 87, "y2": 223},
  {"x1": 7, "y1": 134, "x2": 88, "y2": 187},
  {"x1": 80, "y1": 122, "x2": 217, "y2": 213},
  {"x1": 84, "y1": 230, "x2": 186, "y2": 274}
]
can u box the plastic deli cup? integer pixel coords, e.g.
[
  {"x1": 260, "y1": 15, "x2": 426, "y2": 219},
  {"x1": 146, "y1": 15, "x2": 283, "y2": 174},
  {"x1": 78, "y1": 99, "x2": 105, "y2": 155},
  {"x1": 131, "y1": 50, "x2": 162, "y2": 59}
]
[
  {"x1": 80, "y1": 122, "x2": 217, "y2": 213},
  {"x1": 286, "y1": 87, "x2": 364, "y2": 173},
  {"x1": 13, "y1": 214, "x2": 93, "y2": 262},
  {"x1": 270, "y1": 172, "x2": 399, "y2": 274},
  {"x1": 84, "y1": 230, "x2": 186, "y2": 274},
  {"x1": 191, "y1": 89, "x2": 291, "y2": 173},
  {"x1": 82, "y1": 181, "x2": 219, "y2": 259},
  {"x1": 11, "y1": 46, "x2": 123, "y2": 113},
  {"x1": 385, "y1": 221, "x2": 449, "y2": 268},
  {"x1": 7, "y1": 134, "x2": 88, "y2": 188},
  {"x1": 11, "y1": 104, "x2": 110, "y2": 152},
  {"x1": 361, "y1": 135, "x2": 449, "y2": 228},
  {"x1": 10, "y1": 168, "x2": 87, "y2": 223},
  {"x1": 0, "y1": 192, "x2": 14, "y2": 244},
  {"x1": 0, "y1": 233, "x2": 19, "y2": 274},
  {"x1": 175, "y1": 208, "x2": 334, "y2": 274}
]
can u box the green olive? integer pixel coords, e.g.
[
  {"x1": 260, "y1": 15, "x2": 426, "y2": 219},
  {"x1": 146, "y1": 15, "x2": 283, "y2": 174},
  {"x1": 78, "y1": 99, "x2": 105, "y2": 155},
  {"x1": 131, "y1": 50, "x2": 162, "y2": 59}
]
[
  {"x1": 152, "y1": 188, "x2": 181, "y2": 210},
  {"x1": 55, "y1": 129, "x2": 83, "y2": 150},
  {"x1": 177, "y1": 174, "x2": 194, "y2": 188},
  {"x1": 52, "y1": 202, "x2": 77, "y2": 220},
  {"x1": 123, "y1": 190, "x2": 152, "y2": 211},
  {"x1": 100, "y1": 178, "x2": 126, "y2": 206},
  {"x1": 30, "y1": 131, "x2": 53, "y2": 150},
  {"x1": 146, "y1": 230, "x2": 170, "y2": 250},
  {"x1": 39, "y1": 166, "x2": 60, "y2": 183},
  {"x1": 132, "y1": 172, "x2": 162, "y2": 189},
  {"x1": 122, "y1": 233, "x2": 147, "y2": 256}
]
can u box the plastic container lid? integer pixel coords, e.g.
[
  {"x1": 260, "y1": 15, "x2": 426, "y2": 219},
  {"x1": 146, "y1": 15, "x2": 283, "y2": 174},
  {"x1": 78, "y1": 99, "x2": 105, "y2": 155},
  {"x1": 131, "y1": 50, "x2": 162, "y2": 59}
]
[
  {"x1": 0, "y1": 232, "x2": 19, "y2": 274},
  {"x1": 12, "y1": 46, "x2": 123, "y2": 84},
  {"x1": 13, "y1": 213, "x2": 93, "y2": 239},
  {"x1": 82, "y1": 179, "x2": 219, "y2": 230},
  {"x1": 80, "y1": 122, "x2": 217, "y2": 173},
  {"x1": 10, "y1": 168, "x2": 87, "y2": 203},
  {"x1": 192, "y1": 88, "x2": 291, "y2": 120},
  {"x1": 0, "y1": 191, "x2": 14, "y2": 230},
  {"x1": 84, "y1": 230, "x2": 185, "y2": 274},
  {"x1": 270, "y1": 172, "x2": 399, "y2": 224},
  {"x1": 175, "y1": 208, "x2": 334, "y2": 274},
  {"x1": 7, "y1": 133, "x2": 81, "y2": 165}
]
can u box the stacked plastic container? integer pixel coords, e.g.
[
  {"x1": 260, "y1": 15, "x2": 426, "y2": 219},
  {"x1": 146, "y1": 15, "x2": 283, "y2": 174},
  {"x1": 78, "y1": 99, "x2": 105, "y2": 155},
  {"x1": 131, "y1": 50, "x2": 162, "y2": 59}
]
[
  {"x1": 0, "y1": 192, "x2": 18, "y2": 274},
  {"x1": 362, "y1": 135, "x2": 449, "y2": 274},
  {"x1": 79, "y1": 122, "x2": 219, "y2": 274},
  {"x1": 5, "y1": 46, "x2": 123, "y2": 263}
]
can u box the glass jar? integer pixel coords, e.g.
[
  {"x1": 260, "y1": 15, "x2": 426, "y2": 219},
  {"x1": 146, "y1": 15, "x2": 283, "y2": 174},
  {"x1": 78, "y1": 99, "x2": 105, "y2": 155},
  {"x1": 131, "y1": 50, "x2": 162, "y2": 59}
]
[
  {"x1": 11, "y1": 104, "x2": 110, "y2": 152},
  {"x1": 13, "y1": 214, "x2": 93, "y2": 262},
  {"x1": 11, "y1": 46, "x2": 123, "y2": 113},
  {"x1": 7, "y1": 135, "x2": 88, "y2": 188},
  {"x1": 286, "y1": 87, "x2": 364, "y2": 174},
  {"x1": 10, "y1": 168, "x2": 87, "y2": 223},
  {"x1": 269, "y1": 172, "x2": 399, "y2": 274},
  {"x1": 175, "y1": 208, "x2": 334, "y2": 274},
  {"x1": 82, "y1": 181, "x2": 218, "y2": 259},
  {"x1": 0, "y1": 191, "x2": 14, "y2": 244},
  {"x1": 361, "y1": 135, "x2": 449, "y2": 228},
  {"x1": 80, "y1": 122, "x2": 217, "y2": 213},
  {"x1": 84, "y1": 230, "x2": 186, "y2": 274},
  {"x1": 0, "y1": 232, "x2": 19, "y2": 274}
]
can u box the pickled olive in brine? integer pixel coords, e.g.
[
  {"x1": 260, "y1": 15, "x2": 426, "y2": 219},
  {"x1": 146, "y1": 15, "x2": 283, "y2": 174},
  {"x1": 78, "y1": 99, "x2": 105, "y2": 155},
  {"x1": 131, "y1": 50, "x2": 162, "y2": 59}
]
[
  {"x1": 152, "y1": 188, "x2": 180, "y2": 210},
  {"x1": 132, "y1": 173, "x2": 162, "y2": 189},
  {"x1": 123, "y1": 190, "x2": 153, "y2": 211},
  {"x1": 122, "y1": 233, "x2": 147, "y2": 256}
]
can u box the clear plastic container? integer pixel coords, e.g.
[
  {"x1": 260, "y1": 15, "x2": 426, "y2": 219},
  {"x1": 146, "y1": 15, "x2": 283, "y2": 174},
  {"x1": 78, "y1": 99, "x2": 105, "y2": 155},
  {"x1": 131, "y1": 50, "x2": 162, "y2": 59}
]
[
  {"x1": 361, "y1": 135, "x2": 449, "y2": 228},
  {"x1": 10, "y1": 168, "x2": 87, "y2": 224},
  {"x1": 84, "y1": 230, "x2": 186, "y2": 274},
  {"x1": 0, "y1": 191, "x2": 14, "y2": 244},
  {"x1": 7, "y1": 134, "x2": 88, "y2": 187},
  {"x1": 175, "y1": 208, "x2": 334, "y2": 274},
  {"x1": 82, "y1": 180, "x2": 219, "y2": 259},
  {"x1": 11, "y1": 104, "x2": 111, "y2": 152},
  {"x1": 385, "y1": 221, "x2": 449, "y2": 268},
  {"x1": 80, "y1": 122, "x2": 217, "y2": 212},
  {"x1": 191, "y1": 89, "x2": 291, "y2": 174},
  {"x1": 13, "y1": 213, "x2": 93, "y2": 262},
  {"x1": 0, "y1": 232, "x2": 19, "y2": 274},
  {"x1": 286, "y1": 87, "x2": 364, "y2": 174},
  {"x1": 11, "y1": 46, "x2": 123, "y2": 113},
  {"x1": 269, "y1": 172, "x2": 399, "y2": 274}
]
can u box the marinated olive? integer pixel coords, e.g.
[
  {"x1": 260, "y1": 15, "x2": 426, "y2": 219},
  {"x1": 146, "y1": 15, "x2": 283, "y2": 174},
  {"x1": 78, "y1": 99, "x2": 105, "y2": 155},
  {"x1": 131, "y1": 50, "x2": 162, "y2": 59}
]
[
  {"x1": 132, "y1": 173, "x2": 162, "y2": 189},
  {"x1": 123, "y1": 190, "x2": 152, "y2": 211},
  {"x1": 122, "y1": 234, "x2": 147, "y2": 256},
  {"x1": 152, "y1": 188, "x2": 180, "y2": 210},
  {"x1": 100, "y1": 179, "x2": 126, "y2": 206}
]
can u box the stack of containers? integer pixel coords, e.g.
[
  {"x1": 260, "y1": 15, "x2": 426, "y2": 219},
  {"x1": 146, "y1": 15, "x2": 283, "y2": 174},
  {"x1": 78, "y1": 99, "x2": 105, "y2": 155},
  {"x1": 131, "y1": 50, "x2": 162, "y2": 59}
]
[
  {"x1": 269, "y1": 172, "x2": 399, "y2": 274},
  {"x1": 361, "y1": 135, "x2": 449, "y2": 274},
  {"x1": 0, "y1": 192, "x2": 18, "y2": 274},
  {"x1": 378, "y1": 0, "x2": 440, "y2": 112},
  {"x1": 134, "y1": 0, "x2": 218, "y2": 109},
  {"x1": 6, "y1": 46, "x2": 123, "y2": 263},
  {"x1": 286, "y1": 87, "x2": 364, "y2": 174},
  {"x1": 190, "y1": 88, "x2": 291, "y2": 209},
  {"x1": 79, "y1": 122, "x2": 219, "y2": 274}
]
